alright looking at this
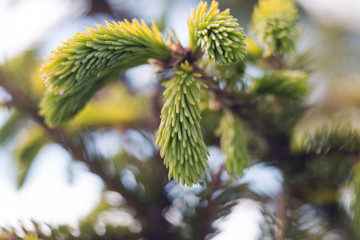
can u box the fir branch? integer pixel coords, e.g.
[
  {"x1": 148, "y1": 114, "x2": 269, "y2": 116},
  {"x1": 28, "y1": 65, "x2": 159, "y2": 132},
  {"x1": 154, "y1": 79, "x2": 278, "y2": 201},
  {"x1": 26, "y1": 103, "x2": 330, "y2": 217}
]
[
  {"x1": 216, "y1": 110, "x2": 250, "y2": 177},
  {"x1": 0, "y1": 72, "x2": 156, "y2": 234},
  {"x1": 15, "y1": 125, "x2": 49, "y2": 189},
  {"x1": 251, "y1": 0, "x2": 297, "y2": 57},
  {"x1": 291, "y1": 120, "x2": 360, "y2": 155},
  {"x1": 251, "y1": 70, "x2": 309, "y2": 100},
  {"x1": 40, "y1": 20, "x2": 171, "y2": 127},
  {"x1": 156, "y1": 61, "x2": 209, "y2": 186},
  {"x1": 188, "y1": 1, "x2": 246, "y2": 64},
  {"x1": 40, "y1": 77, "x2": 109, "y2": 127},
  {"x1": 198, "y1": 164, "x2": 225, "y2": 239},
  {"x1": 0, "y1": 110, "x2": 24, "y2": 144}
]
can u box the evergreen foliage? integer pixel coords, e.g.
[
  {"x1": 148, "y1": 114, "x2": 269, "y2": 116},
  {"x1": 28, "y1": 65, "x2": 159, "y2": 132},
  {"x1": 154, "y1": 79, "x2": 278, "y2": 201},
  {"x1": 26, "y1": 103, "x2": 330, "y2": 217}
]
[
  {"x1": 0, "y1": 110, "x2": 23, "y2": 144},
  {"x1": 188, "y1": 1, "x2": 246, "y2": 64},
  {"x1": 156, "y1": 61, "x2": 209, "y2": 186},
  {"x1": 252, "y1": 70, "x2": 308, "y2": 100},
  {"x1": 1, "y1": 0, "x2": 360, "y2": 239},
  {"x1": 352, "y1": 163, "x2": 360, "y2": 231},
  {"x1": 216, "y1": 110, "x2": 250, "y2": 177},
  {"x1": 291, "y1": 117, "x2": 360, "y2": 154},
  {"x1": 40, "y1": 20, "x2": 170, "y2": 127},
  {"x1": 251, "y1": 0, "x2": 297, "y2": 56},
  {"x1": 15, "y1": 126, "x2": 49, "y2": 188}
]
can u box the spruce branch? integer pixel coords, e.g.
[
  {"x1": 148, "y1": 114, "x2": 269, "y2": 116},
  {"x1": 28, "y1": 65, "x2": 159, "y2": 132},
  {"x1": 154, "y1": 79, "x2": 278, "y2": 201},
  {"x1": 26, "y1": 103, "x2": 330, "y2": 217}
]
[
  {"x1": 216, "y1": 110, "x2": 250, "y2": 177},
  {"x1": 291, "y1": 118, "x2": 360, "y2": 155},
  {"x1": 15, "y1": 125, "x2": 50, "y2": 189},
  {"x1": 40, "y1": 20, "x2": 170, "y2": 127},
  {"x1": 156, "y1": 61, "x2": 209, "y2": 186},
  {"x1": 251, "y1": 70, "x2": 309, "y2": 100},
  {"x1": 0, "y1": 110, "x2": 23, "y2": 144},
  {"x1": 188, "y1": 1, "x2": 246, "y2": 64},
  {"x1": 251, "y1": 0, "x2": 297, "y2": 57},
  {"x1": 0, "y1": 73, "x2": 161, "y2": 233}
]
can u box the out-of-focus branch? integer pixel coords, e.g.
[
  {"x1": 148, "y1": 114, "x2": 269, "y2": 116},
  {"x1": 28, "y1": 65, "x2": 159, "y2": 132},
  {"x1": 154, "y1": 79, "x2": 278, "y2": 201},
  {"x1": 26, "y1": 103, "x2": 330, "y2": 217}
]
[
  {"x1": 0, "y1": 73, "x2": 139, "y2": 202},
  {"x1": 199, "y1": 164, "x2": 225, "y2": 239},
  {"x1": 196, "y1": 67, "x2": 293, "y2": 163},
  {"x1": 0, "y1": 73, "x2": 174, "y2": 239}
]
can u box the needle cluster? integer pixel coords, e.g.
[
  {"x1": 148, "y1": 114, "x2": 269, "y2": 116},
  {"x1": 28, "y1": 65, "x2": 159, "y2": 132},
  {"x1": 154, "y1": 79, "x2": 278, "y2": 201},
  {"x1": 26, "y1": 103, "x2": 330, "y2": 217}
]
[
  {"x1": 40, "y1": 20, "x2": 170, "y2": 127},
  {"x1": 252, "y1": 0, "x2": 297, "y2": 56},
  {"x1": 188, "y1": 1, "x2": 246, "y2": 64},
  {"x1": 156, "y1": 62, "x2": 209, "y2": 186}
]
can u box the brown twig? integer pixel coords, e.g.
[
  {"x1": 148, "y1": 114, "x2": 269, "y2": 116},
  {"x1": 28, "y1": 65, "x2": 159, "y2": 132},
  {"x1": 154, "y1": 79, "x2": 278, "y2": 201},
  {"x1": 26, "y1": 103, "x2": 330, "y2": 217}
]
[
  {"x1": 274, "y1": 182, "x2": 286, "y2": 240},
  {"x1": 199, "y1": 165, "x2": 225, "y2": 240}
]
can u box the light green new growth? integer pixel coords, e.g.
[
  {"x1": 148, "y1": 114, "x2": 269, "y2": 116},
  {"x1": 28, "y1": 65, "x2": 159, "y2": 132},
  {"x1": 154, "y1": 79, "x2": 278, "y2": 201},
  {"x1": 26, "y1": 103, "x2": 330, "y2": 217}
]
[
  {"x1": 216, "y1": 110, "x2": 250, "y2": 177},
  {"x1": 188, "y1": 1, "x2": 246, "y2": 64},
  {"x1": 156, "y1": 61, "x2": 209, "y2": 186},
  {"x1": 251, "y1": 0, "x2": 297, "y2": 56},
  {"x1": 40, "y1": 20, "x2": 170, "y2": 127}
]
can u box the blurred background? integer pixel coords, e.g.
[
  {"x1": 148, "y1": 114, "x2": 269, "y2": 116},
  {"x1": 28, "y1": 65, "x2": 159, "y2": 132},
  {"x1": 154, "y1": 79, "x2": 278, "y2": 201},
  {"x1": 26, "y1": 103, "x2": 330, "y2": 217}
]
[{"x1": 0, "y1": 0, "x2": 360, "y2": 239}]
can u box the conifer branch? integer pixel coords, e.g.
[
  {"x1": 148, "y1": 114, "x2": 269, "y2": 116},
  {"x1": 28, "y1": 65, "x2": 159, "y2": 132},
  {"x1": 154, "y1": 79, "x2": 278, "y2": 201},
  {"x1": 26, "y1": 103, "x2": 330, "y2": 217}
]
[
  {"x1": 251, "y1": 70, "x2": 309, "y2": 100},
  {"x1": 291, "y1": 119, "x2": 360, "y2": 155},
  {"x1": 40, "y1": 20, "x2": 171, "y2": 127},
  {"x1": 252, "y1": 0, "x2": 297, "y2": 57},
  {"x1": 0, "y1": 72, "x2": 152, "y2": 226},
  {"x1": 156, "y1": 61, "x2": 209, "y2": 186},
  {"x1": 216, "y1": 110, "x2": 250, "y2": 177},
  {"x1": 188, "y1": 1, "x2": 246, "y2": 64}
]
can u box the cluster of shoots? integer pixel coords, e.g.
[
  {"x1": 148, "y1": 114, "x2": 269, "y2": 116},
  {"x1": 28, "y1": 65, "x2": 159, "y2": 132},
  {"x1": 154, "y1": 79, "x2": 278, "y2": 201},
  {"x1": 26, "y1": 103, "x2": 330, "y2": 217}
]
[{"x1": 40, "y1": 0, "x2": 299, "y2": 186}]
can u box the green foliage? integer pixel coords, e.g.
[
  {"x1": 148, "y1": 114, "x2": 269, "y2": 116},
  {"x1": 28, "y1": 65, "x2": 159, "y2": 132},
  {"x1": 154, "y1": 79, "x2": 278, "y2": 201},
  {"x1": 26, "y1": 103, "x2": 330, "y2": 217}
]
[
  {"x1": 1, "y1": 50, "x2": 44, "y2": 99},
  {"x1": 40, "y1": 20, "x2": 170, "y2": 127},
  {"x1": 283, "y1": 205, "x2": 344, "y2": 240},
  {"x1": 40, "y1": 77, "x2": 109, "y2": 127},
  {"x1": 188, "y1": 1, "x2": 246, "y2": 64},
  {"x1": 15, "y1": 126, "x2": 49, "y2": 188},
  {"x1": 0, "y1": 220, "x2": 136, "y2": 240},
  {"x1": 251, "y1": 70, "x2": 308, "y2": 100},
  {"x1": 352, "y1": 162, "x2": 360, "y2": 233},
  {"x1": 243, "y1": 37, "x2": 263, "y2": 62},
  {"x1": 216, "y1": 110, "x2": 250, "y2": 177},
  {"x1": 251, "y1": 0, "x2": 297, "y2": 56},
  {"x1": 3, "y1": 0, "x2": 360, "y2": 239},
  {"x1": 205, "y1": 60, "x2": 246, "y2": 91},
  {"x1": 156, "y1": 61, "x2": 209, "y2": 186},
  {"x1": 291, "y1": 118, "x2": 360, "y2": 154},
  {"x1": 182, "y1": 179, "x2": 252, "y2": 239},
  {"x1": 0, "y1": 110, "x2": 23, "y2": 144}
]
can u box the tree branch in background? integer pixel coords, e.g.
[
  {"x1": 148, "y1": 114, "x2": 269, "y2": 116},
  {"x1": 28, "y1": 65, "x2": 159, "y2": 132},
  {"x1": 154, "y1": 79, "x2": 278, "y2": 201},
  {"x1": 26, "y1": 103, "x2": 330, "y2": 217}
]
[
  {"x1": 0, "y1": 72, "x2": 174, "y2": 239},
  {"x1": 274, "y1": 183, "x2": 286, "y2": 240}
]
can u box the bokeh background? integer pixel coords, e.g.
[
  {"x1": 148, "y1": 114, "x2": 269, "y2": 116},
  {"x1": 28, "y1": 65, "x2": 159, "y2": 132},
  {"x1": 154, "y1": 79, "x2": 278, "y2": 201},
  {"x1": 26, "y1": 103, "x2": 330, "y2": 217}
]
[{"x1": 0, "y1": 0, "x2": 360, "y2": 239}]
